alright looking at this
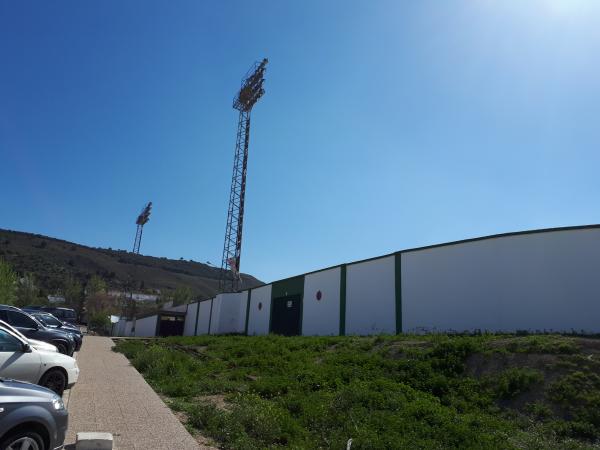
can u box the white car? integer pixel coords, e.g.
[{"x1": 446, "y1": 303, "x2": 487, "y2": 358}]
[
  {"x1": 0, "y1": 319, "x2": 58, "y2": 353},
  {"x1": 0, "y1": 325, "x2": 79, "y2": 395}
]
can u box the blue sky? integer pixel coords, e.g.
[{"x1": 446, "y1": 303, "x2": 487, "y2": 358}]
[{"x1": 1, "y1": 0, "x2": 599, "y2": 283}]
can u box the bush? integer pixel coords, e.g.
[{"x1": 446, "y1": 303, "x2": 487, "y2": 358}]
[
  {"x1": 492, "y1": 368, "x2": 544, "y2": 399},
  {"x1": 88, "y1": 312, "x2": 110, "y2": 334}
]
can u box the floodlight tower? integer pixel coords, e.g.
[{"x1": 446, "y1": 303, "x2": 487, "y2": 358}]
[
  {"x1": 132, "y1": 202, "x2": 152, "y2": 254},
  {"x1": 219, "y1": 58, "x2": 268, "y2": 293}
]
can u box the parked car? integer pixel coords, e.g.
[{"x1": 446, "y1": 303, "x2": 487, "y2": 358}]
[
  {"x1": 27, "y1": 312, "x2": 83, "y2": 352},
  {"x1": 0, "y1": 377, "x2": 68, "y2": 450},
  {"x1": 26, "y1": 307, "x2": 78, "y2": 325},
  {"x1": 0, "y1": 306, "x2": 76, "y2": 356},
  {"x1": 0, "y1": 325, "x2": 79, "y2": 395},
  {"x1": 25, "y1": 312, "x2": 80, "y2": 334},
  {"x1": 0, "y1": 320, "x2": 58, "y2": 353}
]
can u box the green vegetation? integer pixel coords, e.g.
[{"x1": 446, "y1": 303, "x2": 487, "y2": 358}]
[
  {"x1": 0, "y1": 228, "x2": 262, "y2": 298},
  {"x1": 87, "y1": 311, "x2": 111, "y2": 333},
  {"x1": 0, "y1": 258, "x2": 17, "y2": 305},
  {"x1": 115, "y1": 334, "x2": 600, "y2": 449}
]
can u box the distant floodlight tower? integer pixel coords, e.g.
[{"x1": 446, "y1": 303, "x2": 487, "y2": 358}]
[
  {"x1": 219, "y1": 58, "x2": 268, "y2": 293},
  {"x1": 132, "y1": 202, "x2": 152, "y2": 254}
]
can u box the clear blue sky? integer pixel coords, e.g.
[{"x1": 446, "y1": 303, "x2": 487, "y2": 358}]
[{"x1": 1, "y1": 1, "x2": 599, "y2": 283}]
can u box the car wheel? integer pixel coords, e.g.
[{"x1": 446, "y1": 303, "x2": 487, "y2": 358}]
[
  {"x1": 39, "y1": 368, "x2": 67, "y2": 396},
  {"x1": 0, "y1": 431, "x2": 44, "y2": 450},
  {"x1": 54, "y1": 343, "x2": 68, "y2": 354}
]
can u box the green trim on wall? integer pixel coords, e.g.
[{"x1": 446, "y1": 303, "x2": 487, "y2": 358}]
[
  {"x1": 339, "y1": 265, "x2": 347, "y2": 336},
  {"x1": 299, "y1": 292, "x2": 304, "y2": 336},
  {"x1": 244, "y1": 290, "x2": 252, "y2": 335},
  {"x1": 268, "y1": 293, "x2": 273, "y2": 334},
  {"x1": 270, "y1": 276, "x2": 305, "y2": 334},
  {"x1": 207, "y1": 298, "x2": 214, "y2": 335},
  {"x1": 193, "y1": 301, "x2": 200, "y2": 336},
  {"x1": 395, "y1": 253, "x2": 402, "y2": 334}
]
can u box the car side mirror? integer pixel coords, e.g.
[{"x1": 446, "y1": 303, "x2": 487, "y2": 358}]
[{"x1": 22, "y1": 343, "x2": 32, "y2": 353}]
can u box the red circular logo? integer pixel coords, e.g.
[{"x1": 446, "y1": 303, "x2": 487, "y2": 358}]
[{"x1": 316, "y1": 290, "x2": 322, "y2": 301}]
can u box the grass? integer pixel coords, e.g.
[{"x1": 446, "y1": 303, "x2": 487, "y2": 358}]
[{"x1": 114, "y1": 334, "x2": 600, "y2": 449}]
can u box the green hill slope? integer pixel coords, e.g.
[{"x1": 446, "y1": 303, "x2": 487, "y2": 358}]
[{"x1": 0, "y1": 228, "x2": 262, "y2": 298}]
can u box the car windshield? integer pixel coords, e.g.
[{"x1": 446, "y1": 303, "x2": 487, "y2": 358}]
[{"x1": 36, "y1": 314, "x2": 62, "y2": 327}]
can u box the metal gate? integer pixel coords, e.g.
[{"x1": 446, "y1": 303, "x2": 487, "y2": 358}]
[{"x1": 270, "y1": 295, "x2": 302, "y2": 336}]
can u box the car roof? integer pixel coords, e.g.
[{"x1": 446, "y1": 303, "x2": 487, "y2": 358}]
[{"x1": 0, "y1": 304, "x2": 22, "y2": 311}]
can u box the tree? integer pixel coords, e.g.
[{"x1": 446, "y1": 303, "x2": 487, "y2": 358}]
[
  {"x1": 0, "y1": 259, "x2": 17, "y2": 305},
  {"x1": 15, "y1": 273, "x2": 40, "y2": 307},
  {"x1": 172, "y1": 286, "x2": 193, "y2": 306},
  {"x1": 85, "y1": 274, "x2": 118, "y2": 319},
  {"x1": 87, "y1": 275, "x2": 107, "y2": 296},
  {"x1": 64, "y1": 275, "x2": 84, "y2": 318}
]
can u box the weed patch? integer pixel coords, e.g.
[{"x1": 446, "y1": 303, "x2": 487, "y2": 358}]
[{"x1": 115, "y1": 335, "x2": 600, "y2": 449}]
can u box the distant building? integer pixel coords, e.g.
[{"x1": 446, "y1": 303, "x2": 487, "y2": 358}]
[{"x1": 107, "y1": 290, "x2": 158, "y2": 303}]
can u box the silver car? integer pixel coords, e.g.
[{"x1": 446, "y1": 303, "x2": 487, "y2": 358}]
[{"x1": 0, "y1": 377, "x2": 68, "y2": 450}]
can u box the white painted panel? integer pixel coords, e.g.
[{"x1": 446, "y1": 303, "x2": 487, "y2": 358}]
[
  {"x1": 184, "y1": 302, "x2": 199, "y2": 336},
  {"x1": 115, "y1": 319, "x2": 126, "y2": 336},
  {"x1": 402, "y1": 228, "x2": 600, "y2": 333},
  {"x1": 302, "y1": 268, "x2": 341, "y2": 336},
  {"x1": 247, "y1": 285, "x2": 272, "y2": 335},
  {"x1": 124, "y1": 321, "x2": 133, "y2": 337},
  {"x1": 214, "y1": 292, "x2": 247, "y2": 334},
  {"x1": 209, "y1": 296, "x2": 222, "y2": 335},
  {"x1": 135, "y1": 315, "x2": 158, "y2": 337},
  {"x1": 197, "y1": 300, "x2": 213, "y2": 335},
  {"x1": 346, "y1": 256, "x2": 396, "y2": 335}
]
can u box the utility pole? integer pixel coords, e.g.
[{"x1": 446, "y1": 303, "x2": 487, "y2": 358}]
[{"x1": 219, "y1": 59, "x2": 268, "y2": 293}]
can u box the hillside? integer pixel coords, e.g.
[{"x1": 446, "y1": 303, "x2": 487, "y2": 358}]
[
  {"x1": 117, "y1": 334, "x2": 600, "y2": 449},
  {"x1": 0, "y1": 229, "x2": 262, "y2": 298}
]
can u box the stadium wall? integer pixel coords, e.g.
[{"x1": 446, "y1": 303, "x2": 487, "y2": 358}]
[{"x1": 115, "y1": 225, "x2": 600, "y2": 337}]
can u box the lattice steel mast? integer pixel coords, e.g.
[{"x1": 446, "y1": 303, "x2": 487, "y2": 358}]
[
  {"x1": 132, "y1": 202, "x2": 152, "y2": 254},
  {"x1": 219, "y1": 58, "x2": 268, "y2": 292}
]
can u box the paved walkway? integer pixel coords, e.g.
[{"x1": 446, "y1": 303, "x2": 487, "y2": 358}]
[{"x1": 65, "y1": 336, "x2": 204, "y2": 449}]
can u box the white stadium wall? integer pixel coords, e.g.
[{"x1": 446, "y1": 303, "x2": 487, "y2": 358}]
[
  {"x1": 114, "y1": 318, "x2": 127, "y2": 336},
  {"x1": 124, "y1": 321, "x2": 133, "y2": 337},
  {"x1": 213, "y1": 292, "x2": 247, "y2": 334},
  {"x1": 247, "y1": 284, "x2": 272, "y2": 336},
  {"x1": 209, "y1": 295, "x2": 222, "y2": 335},
  {"x1": 184, "y1": 302, "x2": 199, "y2": 336},
  {"x1": 196, "y1": 299, "x2": 213, "y2": 335},
  {"x1": 346, "y1": 255, "x2": 397, "y2": 335},
  {"x1": 401, "y1": 227, "x2": 600, "y2": 333},
  {"x1": 302, "y1": 267, "x2": 341, "y2": 336},
  {"x1": 135, "y1": 315, "x2": 158, "y2": 337},
  {"x1": 125, "y1": 226, "x2": 600, "y2": 338}
]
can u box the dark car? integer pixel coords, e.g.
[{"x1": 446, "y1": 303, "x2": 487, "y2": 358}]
[
  {"x1": 40, "y1": 308, "x2": 77, "y2": 325},
  {"x1": 28, "y1": 312, "x2": 82, "y2": 352},
  {"x1": 0, "y1": 306, "x2": 75, "y2": 356},
  {"x1": 0, "y1": 377, "x2": 68, "y2": 450}
]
